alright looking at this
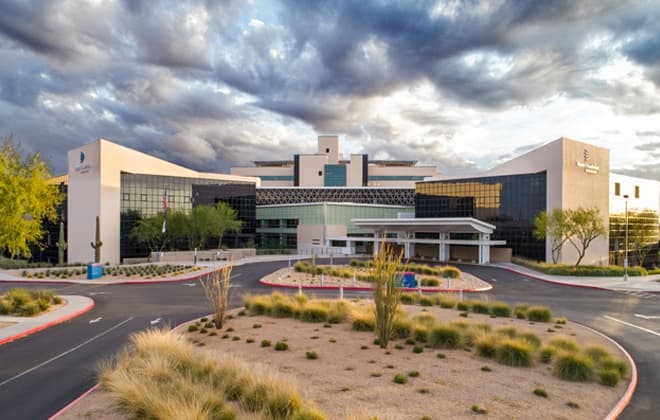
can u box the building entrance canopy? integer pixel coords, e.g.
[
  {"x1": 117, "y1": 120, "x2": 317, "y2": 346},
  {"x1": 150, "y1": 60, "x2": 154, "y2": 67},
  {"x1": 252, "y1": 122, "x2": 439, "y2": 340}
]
[{"x1": 341, "y1": 217, "x2": 506, "y2": 264}]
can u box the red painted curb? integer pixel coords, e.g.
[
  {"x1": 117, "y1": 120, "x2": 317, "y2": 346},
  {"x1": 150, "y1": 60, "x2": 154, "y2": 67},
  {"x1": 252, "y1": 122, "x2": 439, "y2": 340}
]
[
  {"x1": 497, "y1": 266, "x2": 608, "y2": 290},
  {"x1": 0, "y1": 299, "x2": 95, "y2": 346},
  {"x1": 48, "y1": 383, "x2": 100, "y2": 420},
  {"x1": 573, "y1": 322, "x2": 638, "y2": 420},
  {"x1": 258, "y1": 279, "x2": 486, "y2": 293}
]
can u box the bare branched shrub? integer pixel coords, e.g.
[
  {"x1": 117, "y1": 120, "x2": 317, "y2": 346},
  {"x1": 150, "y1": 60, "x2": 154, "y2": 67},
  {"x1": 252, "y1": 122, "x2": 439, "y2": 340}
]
[
  {"x1": 200, "y1": 264, "x2": 232, "y2": 329},
  {"x1": 372, "y1": 242, "x2": 404, "y2": 349}
]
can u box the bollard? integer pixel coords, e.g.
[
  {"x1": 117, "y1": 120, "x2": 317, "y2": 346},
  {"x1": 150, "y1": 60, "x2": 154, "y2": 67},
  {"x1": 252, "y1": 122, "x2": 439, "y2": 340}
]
[
  {"x1": 418, "y1": 283, "x2": 423, "y2": 296},
  {"x1": 459, "y1": 289, "x2": 463, "y2": 301},
  {"x1": 330, "y1": 254, "x2": 334, "y2": 265},
  {"x1": 447, "y1": 278, "x2": 451, "y2": 290},
  {"x1": 340, "y1": 285, "x2": 344, "y2": 300},
  {"x1": 298, "y1": 284, "x2": 302, "y2": 296},
  {"x1": 320, "y1": 273, "x2": 324, "y2": 286},
  {"x1": 288, "y1": 259, "x2": 291, "y2": 268},
  {"x1": 352, "y1": 274, "x2": 356, "y2": 287}
]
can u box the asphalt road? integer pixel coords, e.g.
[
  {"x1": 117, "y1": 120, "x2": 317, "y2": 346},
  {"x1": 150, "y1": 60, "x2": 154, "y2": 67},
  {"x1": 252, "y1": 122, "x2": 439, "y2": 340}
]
[{"x1": 0, "y1": 260, "x2": 658, "y2": 419}]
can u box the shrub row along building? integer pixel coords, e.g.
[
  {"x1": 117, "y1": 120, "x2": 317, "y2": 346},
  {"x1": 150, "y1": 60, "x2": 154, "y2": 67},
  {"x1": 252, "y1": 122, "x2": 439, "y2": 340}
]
[{"x1": 50, "y1": 135, "x2": 658, "y2": 267}]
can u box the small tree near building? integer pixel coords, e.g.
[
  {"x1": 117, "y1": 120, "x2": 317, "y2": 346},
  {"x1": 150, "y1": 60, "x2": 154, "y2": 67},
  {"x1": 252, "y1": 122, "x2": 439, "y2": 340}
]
[
  {"x1": 565, "y1": 207, "x2": 607, "y2": 267},
  {"x1": 533, "y1": 209, "x2": 570, "y2": 263}
]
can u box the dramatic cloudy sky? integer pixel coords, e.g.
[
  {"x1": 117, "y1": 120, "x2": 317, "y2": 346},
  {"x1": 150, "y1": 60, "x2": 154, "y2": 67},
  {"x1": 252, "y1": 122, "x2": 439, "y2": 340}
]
[{"x1": 1, "y1": 0, "x2": 659, "y2": 179}]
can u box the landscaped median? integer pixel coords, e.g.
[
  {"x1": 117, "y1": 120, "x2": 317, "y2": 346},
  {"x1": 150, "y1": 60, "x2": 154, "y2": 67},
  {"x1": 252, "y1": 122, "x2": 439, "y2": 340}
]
[
  {"x1": 260, "y1": 260, "x2": 492, "y2": 292},
  {"x1": 0, "y1": 288, "x2": 62, "y2": 316},
  {"x1": 62, "y1": 293, "x2": 634, "y2": 419}
]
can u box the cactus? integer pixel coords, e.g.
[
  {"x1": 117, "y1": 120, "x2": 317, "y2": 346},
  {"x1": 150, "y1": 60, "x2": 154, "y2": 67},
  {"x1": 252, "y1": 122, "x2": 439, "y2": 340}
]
[
  {"x1": 90, "y1": 216, "x2": 103, "y2": 263},
  {"x1": 56, "y1": 221, "x2": 67, "y2": 266}
]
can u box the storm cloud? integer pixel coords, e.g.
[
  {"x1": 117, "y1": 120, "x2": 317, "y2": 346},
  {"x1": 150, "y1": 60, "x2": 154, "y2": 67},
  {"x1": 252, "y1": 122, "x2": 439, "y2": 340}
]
[{"x1": 0, "y1": 0, "x2": 658, "y2": 180}]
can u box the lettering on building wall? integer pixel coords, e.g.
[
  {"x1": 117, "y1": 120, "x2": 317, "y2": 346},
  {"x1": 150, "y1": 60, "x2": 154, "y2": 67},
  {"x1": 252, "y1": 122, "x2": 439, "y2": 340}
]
[{"x1": 576, "y1": 148, "x2": 599, "y2": 174}]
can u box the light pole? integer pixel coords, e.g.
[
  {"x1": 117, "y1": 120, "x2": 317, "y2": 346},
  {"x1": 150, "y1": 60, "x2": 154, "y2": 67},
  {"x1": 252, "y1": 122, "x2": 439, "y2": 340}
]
[
  {"x1": 191, "y1": 192, "x2": 199, "y2": 264},
  {"x1": 623, "y1": 194, "x2": 629, "y2": 281}
]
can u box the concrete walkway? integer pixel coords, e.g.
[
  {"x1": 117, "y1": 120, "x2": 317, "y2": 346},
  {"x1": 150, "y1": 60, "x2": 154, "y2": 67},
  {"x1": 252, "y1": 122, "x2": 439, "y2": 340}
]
[
  {"x1": 0, "y1": 295, "x2": 95, "y2": 345},
  {"x1": 494, "y1": 263, "x2": 660, "y2": 293}
]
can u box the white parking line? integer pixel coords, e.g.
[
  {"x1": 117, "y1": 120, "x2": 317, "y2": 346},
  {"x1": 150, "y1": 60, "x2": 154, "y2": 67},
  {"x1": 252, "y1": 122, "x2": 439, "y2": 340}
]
[
  {"x1": 0, "y1": 317, "x2": 134, "y2": 388},
  {"x1": 603, "y1": 315, "x2": 660, "y2": 338}
]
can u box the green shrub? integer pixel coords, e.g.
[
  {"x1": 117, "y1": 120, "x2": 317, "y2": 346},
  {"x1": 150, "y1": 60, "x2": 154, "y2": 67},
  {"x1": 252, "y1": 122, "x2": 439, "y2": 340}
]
[
  {"x1": 475, "y1": 334, "x2": 499, "y2": 358},
  {"x1": 469, "y1": 300, "x2": 490, "y2": 314},
  {"x1": 274, "y1": 341, "x2": 289, "y2": 351},
  {"x1": 514, "y1": 303, "x2": 529, "y2": 319},
  {"x1": 325, "y1": 301, "x2": 349, "y2": 323},
  {"x1": 600, "y1": 357, "x2": 630, "y2": 378},
  {"x1": 456, "y1": 301, "x2": 471, "y2": 311},
  {"x1": 490, "y1": 302, "x2": 512, "y2": 317},
  {"x1": 526, "y1": 306, "x2": 553, "y2": 322},
  {"x1": 599, "y1": 369, "x2": 620, "y2": 387},
  {"x1": 420, "y1": 277, "x2": 440, "y2": 287},
  {"x1": 392, "y1": 318, "x2": 413, "y2": 339},
  {"x1": 413, "y1": 326, "x2": 429, "y2": 343},
  {"x1": 583, "y1": 345, "x2": 610, "y2": 363},
  {"x1": 299, "y1": 303, "x2": 329, "y2": 323},
  {"x1": 442, "y1": 266, "x2": 461, "y2": 279},
  {"x1": 408, "y1": 370, "x2": 420, "y2": 377},
  {"x1": 419, "y1": 295, "x2": 434, "y2": 307},
  {"x1": 548, "y1": 336, "x2": 579, "y2": 353},
  {"x1": 496, "y1": 326, "x2": 518, "y2": 338},
  {"x1": 533, "y1": 388, "x2": 548, "y2": 398},
  {"x1": 18, "y1": 301, "x2": 40, "y2": 316},
  {"x1": 412, "y1": 346, "x2": 424, "y2": 354},
  {"x1": 518, "y1": 332, "x2": 542, "y2": 349},
  {"x1": 539, "y1": 346, "x2": 556, "y2": 363},
  {"x1": 305, "y1": 351, "x2": 319, "y2": 360},
  {"x1": 438, "y1": 295, "x2": 458, "y2": 309},
  {"x1": 553, "y1": 353, "x2": 594, "y2": 381},
  {"x1": 260, "y1": 339, "x2": 271, "y2": 347},
  {"x1": 428, "y1": 325, "x2": 461, "y2": 349},
  {"x1": 271, "y1": 300, "x2": 297, "y2": 318},
  {"x1": 351, "y1": 312, "x2": 375, "y2": 331},
  {"x1": 495, "y1": 338, "x2": 534, "y2": 367},
  {"x1": 393, "y1": 373, "x2": 408, "y2": 384},
  {"x1": 247, "y1": 296, "x2": 271, "y2": 315},
  {"x1": 400, "y1": 293, "x2": 419, "y2": 305}
]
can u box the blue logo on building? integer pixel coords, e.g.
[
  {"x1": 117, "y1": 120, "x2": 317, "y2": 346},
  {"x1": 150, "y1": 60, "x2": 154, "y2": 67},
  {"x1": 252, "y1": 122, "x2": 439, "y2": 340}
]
[{"x1": 80, "y1": 151, "x2": 85, "y2": 164}]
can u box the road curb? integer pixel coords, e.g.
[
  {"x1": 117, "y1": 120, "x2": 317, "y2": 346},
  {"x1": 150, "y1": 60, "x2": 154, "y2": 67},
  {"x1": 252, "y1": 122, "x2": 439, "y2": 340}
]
[
  {"x1": 258, "y1": 278, "x2": 490, "y2": 293},
  {"x1": 573, "y1": 321, "x2": 638, "y2": 420},
  {"x1": 496, "y1": 266, "x2": 609, "y2": 290},
  {"x1": 48, "y1": 383, "x2": 100, "y2": 420},
  {"x1": 0, "y1": 297, "x2": 95, "y2": 346}
]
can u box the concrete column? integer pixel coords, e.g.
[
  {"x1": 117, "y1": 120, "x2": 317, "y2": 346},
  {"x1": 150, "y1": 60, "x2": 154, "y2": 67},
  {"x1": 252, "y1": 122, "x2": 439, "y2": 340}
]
[
  {"x1": 438, "y1": 232, "x2": 450, "y2": 262},
  {"x1": 404, "y1": 232, "x2": 411, "y2": 259},
  {"x1": 478, "y1": 233, "x2": 490, "y2": 264},
  {"x1": 373, "y1": 231, "x2": 380, "y2": 257}
]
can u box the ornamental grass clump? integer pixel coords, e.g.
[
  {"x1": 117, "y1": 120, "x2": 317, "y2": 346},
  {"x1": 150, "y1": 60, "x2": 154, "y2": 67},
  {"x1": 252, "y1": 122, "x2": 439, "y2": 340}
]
[
  {"x1": 470, "y1": 300, "x2": 491, "y2": 315},
  {"x1": 495, "y1": 338, "x2": 535, "y2": 367},
  {"x1": 552, "y1": 353, "x2": 594, "y2": 382},
  {"x1": 548, "y1": 336, "x2": 579, "y2": 353},
  {"x1": 475, "y1": 334, "x2": 499, "y2": 358},
  {"x1": 428, "y1": 325, "x2": 461, "y2": 349},
  {"x1": 489, "y1": 302, "x2": 512, "y2": 318},
  {"x1": 200, "y1": 264, "x2": 233, "y2": 329},
  {"x1": 98, "y1": 329, "x2": 323, "y2": 420},
  {"x1": 399, "y1": 293, "x2": 419, "y2": 305},
  {"x1": 298, "y1": 302, "x2": 329, "y2": 323},
  {"x1": 526, "y1": 306, "x2": 553, "y2": 322},
  {"x1": 438, "y1": 294, "x2": 458, "y2": 309},
  {"x1": 350, "y1": 308, "x2": 376, "y2": 332}
]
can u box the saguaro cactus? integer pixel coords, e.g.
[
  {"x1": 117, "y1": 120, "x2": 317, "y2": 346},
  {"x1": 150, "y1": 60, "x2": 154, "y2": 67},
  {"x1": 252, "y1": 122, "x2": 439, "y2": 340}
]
[
  {"x1": 90, "y1": 216, "x2": 103, "y2": 263},
  {"x1": 56, "y1": 221, "x2": 67, "y2": 266}
]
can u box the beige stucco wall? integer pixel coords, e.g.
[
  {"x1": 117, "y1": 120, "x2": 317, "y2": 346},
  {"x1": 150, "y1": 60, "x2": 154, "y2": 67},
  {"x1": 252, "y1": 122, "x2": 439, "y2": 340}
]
[
  {"x1": 68, "y1": 139, "x2": 258, "y2": 264},
  {"x1": 298, "y1": 154, "x2": 328, "y2": 187},
  {"x1": 346, "y1": 154, "x2": 365, "y2": 186},
  {"x1": 317, "y1": 135, "x2": 339, "y2": 164}
]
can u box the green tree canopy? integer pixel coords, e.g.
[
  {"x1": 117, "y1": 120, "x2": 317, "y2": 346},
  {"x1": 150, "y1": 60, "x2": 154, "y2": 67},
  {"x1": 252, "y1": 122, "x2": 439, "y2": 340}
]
[
  {"x1": 533, "y1": 209, "x2": 570, "y2": 263},
  {"x1": 0, "y1": 137, "x2": 62, "y2": 258},
  {"x1": 130, "y1": 214, "x2": 164, "y2": 253}
]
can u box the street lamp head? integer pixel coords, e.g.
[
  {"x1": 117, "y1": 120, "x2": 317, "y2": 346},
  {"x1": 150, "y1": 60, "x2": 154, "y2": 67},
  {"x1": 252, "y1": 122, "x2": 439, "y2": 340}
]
[{"x1": 623, "y1": 194, "x2": 629, "y2": 199}]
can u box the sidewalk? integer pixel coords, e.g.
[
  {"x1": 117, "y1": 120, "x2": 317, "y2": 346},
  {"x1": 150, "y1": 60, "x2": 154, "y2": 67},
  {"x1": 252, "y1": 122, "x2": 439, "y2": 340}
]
[
  {"x1": 0, "y1": 295, "x2": 95, "y2": 345},
  {"x1": 0, "y1": 254, "x2": 316, "y2": 285},
  {"x1": 494, "y1": 263, "x2": 660, "y2": 293}
]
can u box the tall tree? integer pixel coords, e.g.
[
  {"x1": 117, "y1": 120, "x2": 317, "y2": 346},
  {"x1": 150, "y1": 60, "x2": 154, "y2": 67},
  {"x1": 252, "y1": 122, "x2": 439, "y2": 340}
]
[
  {"x1": 0, "y1": 137, "x2": 62, "y2": 258},
  {"x1": 212, "y1": 202, "x2": 243, "y2": 249},
  {"x1": 565, "y1": 207, "x2": 607, "y2": 267},
  {"x1": 533, "y1": 209, "x2": 570, "y2": 263},
  {"x1": 130, "y1": 214, "x2": 164, "y2": 254}
]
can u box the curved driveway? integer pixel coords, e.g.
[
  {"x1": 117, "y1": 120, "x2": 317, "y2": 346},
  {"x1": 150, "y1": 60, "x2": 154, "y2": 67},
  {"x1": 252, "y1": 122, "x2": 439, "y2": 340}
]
[{"x1": 0, "y1": 260, "x2": 657, "y2": 419}]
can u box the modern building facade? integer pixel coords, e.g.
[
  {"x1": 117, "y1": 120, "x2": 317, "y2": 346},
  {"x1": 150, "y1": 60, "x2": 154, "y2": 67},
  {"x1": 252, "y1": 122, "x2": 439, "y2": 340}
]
[
  {"x1": 230, "y1": 135, "x2": 440, "y2": 187},
  {"x1": 67, "y1": 139, "x2": 259, "y2": 264},
  {"x1": 418, "y1": 137, "x2": 611, "y2": 265}
]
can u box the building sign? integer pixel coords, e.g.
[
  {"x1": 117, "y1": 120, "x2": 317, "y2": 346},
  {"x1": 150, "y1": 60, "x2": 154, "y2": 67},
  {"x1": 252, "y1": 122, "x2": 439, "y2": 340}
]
[
  {"x1": 74, "y1": 151, "x2": 91, "y2": 174},
  {"x1": 576, "y1": 149, "x2": 600, "y2": 174}
]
